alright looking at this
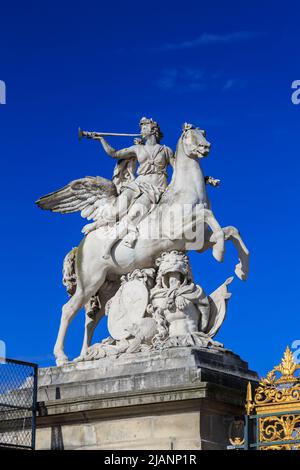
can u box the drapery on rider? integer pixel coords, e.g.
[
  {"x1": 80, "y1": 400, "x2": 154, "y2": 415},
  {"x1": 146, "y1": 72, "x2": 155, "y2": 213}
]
[{"x1": 93, "y1": 117, "x2": 175, "y2": 258}]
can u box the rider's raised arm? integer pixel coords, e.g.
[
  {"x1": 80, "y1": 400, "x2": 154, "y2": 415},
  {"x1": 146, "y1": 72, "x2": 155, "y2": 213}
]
[{"x1": 97, "y1": 136, "x2": 137, "y2": 159}]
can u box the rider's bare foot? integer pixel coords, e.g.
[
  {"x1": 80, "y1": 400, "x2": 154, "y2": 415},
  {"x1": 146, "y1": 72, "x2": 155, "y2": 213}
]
[{"x1": 82, "y1": 222, "x2": 99, "y2": 235}]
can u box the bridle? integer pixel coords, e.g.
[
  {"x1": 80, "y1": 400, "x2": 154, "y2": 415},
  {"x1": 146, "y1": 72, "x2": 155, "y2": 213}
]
[
  {"x1": 180, "y1": 126, "x2": 209, "y2": 158},
  {"x1": 180, "y1": 128, "x2": 200, "y2": 158}
]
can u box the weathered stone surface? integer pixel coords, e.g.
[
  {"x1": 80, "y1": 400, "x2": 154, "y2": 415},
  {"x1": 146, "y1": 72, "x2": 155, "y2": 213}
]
[
  {"x1": 107, "y1": 279, "x2": 149, "y2": 340},
  {"x1": 35, "y1": 427, "x2": 51, "y2": 450},
  {"x1": 35, "y1": 114, "x2": 253, "y2": 449},
  {"x1": 36, "y1": 347, "x2": 257, "y2": 450},
  {"x1": 36, "y1": 121, "x2": 250, "y2": 367},
  {"x1": 173, "y1": 439, "x2": 201, "y2": 450}
]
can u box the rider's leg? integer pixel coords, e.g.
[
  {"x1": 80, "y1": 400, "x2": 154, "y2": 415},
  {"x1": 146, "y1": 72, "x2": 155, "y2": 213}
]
[
  {"x1": 82, "y1": 191, "x2": 135, "y2": 235},
  {"x1": 123, "y1": 194, "x2": 151, "y2": 247},
  {"x1": 103, "y1": 189, "x2": 135, "y2": 223},
  {"x1": 102, "y1": 217, "x2": 129, "y2": 259},
  {"x1": 102, "y1": 194, "x2": 151, "y2": 258}
]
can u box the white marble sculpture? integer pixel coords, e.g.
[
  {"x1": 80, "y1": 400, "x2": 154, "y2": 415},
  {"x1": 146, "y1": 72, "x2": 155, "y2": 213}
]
[
  {"x1": 36, "y1": 118, "x2": 249, "y2": 365},
  {"x1": 83, "y1": 251, "x2": 233, "y2": 361}
]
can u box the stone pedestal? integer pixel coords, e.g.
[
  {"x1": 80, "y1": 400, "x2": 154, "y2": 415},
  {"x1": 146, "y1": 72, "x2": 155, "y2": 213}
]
[{"x1": 36, "y1": 347, "x2": 258, "y2": 450}]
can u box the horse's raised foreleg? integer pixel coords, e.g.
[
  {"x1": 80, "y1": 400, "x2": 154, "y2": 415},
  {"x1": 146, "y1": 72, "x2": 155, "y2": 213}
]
[
  {"x1": 198, "y1": 225, "x2": 249, "y2": 280},
  {"x1": 223, "y1": 225, "x2": 249, "y2": 280},
  {"x1": 203, "y1": 209, "x2": 225, "y2": 262}
]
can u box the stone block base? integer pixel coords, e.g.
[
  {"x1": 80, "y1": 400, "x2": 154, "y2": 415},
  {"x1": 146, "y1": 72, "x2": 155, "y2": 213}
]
[{"x1": 36, "y1": 347, "x2": 258, "y2": 450}]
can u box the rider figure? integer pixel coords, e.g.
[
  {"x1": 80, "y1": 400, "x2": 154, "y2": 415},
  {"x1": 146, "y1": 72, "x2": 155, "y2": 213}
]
[{"x1": 95, "y1": 117, "x2": 174, "y2": 258}]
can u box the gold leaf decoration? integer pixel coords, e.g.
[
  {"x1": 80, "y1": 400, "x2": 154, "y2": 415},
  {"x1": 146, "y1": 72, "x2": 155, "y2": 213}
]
[
  {"x1": 254, "y1": 347, "x2": 300, "y2": 406},
  {"x1": 245, "y1": 346, "x2": 300, "y2": 451}
]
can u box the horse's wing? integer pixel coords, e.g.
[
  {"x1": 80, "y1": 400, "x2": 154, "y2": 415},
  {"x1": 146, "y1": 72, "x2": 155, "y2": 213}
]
[{"x1": 36, "y1": 176, "x2": 117, "y2": 222}]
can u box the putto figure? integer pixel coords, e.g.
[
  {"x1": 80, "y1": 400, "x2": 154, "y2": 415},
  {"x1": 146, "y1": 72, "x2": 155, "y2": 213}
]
[{"x1": 36, "y1": 118, "x2": 249, "y2": 365}]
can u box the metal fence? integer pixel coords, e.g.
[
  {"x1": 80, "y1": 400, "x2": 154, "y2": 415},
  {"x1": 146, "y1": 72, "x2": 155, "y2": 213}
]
[
  {"x1": 228, "y1": 410, "x2": 300, "y2": 450},
  {"x1": 0, "y1": 358, "x2": 38, "y2": 450},
  {"x1": 244, "y1": 410, "x2": 300, "y2": 450},
  {"x1": 228, "y1": 348, "x2": 300, "y2": 451}
]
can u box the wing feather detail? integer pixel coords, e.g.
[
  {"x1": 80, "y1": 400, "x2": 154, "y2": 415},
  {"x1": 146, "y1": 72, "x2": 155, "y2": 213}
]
[{"x1": 36, "y1": 176, "x2": 117, "y2": 221}]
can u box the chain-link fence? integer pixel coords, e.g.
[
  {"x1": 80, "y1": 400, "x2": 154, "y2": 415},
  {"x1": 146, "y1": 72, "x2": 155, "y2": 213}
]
[{"x1": 0, "y1": 358, "x2": 38, "y2": 450}]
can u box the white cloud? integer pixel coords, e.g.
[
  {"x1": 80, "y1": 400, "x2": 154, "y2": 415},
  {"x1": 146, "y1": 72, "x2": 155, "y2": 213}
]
[
  {"x1": 223, "y1": 78, "x2": 247, "y2": 91},
  {"x1": 156, "y1": 68, "x2": 247, "y2": 94},
  {"x1": 161, "y1": 31, "x2": 264, "y2": 51}
]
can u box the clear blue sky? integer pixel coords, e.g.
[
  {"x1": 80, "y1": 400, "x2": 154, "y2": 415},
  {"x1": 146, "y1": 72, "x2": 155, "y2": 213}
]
[{"x1": 0, "y1": 0, "x2": 299, "y2": 376}]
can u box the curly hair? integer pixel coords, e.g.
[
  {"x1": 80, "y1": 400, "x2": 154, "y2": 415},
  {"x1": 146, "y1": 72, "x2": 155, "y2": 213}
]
[{"x1": 139, "y1": 117, "x2": 164, "y2": 142}]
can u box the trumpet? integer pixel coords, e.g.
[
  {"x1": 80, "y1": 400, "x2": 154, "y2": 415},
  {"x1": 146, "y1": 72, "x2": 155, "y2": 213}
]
[{"x1": 78, "y1": 127, "x2": 141, "y2": 140}]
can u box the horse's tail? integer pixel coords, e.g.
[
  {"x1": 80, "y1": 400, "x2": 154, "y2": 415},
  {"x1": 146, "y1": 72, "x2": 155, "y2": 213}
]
[
  {"x1": 62, "y1": 246, "x2": 102, "y2": 317},
  {"x1": 62, "y1": 247, "x2": 78, "y2": 296}
]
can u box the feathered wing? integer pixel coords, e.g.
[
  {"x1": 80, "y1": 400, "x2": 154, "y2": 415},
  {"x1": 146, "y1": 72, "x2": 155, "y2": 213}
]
[{"x1": 36, "y1": 176, "x2": 117, "y2": 222}]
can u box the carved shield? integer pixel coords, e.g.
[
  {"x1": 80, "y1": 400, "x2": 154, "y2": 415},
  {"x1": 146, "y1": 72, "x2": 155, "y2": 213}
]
[{"x1": 107, "y1": 280, "x2": 149, "y2": 340}]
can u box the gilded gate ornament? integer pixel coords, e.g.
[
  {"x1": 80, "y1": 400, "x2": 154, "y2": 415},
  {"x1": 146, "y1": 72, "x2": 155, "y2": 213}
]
[
  {"x1": 246, "y1": 346, "x2": 300, "y2": 450},
  {"x1": 253, "y1": 347, "x2": 300, "y2": 408},
  {"x1": 259, "y1": 414, "x2": 300, "y2": 450}
]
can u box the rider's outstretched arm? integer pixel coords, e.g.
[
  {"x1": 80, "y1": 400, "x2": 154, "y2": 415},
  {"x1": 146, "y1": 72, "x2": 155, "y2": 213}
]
[{"x1": 96, "y1": 136, "x2": 136, "y2": 159}]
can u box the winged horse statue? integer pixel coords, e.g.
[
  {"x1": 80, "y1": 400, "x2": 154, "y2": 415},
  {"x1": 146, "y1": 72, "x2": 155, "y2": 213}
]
[{"x1": 36, "y1": 122, "x2": 249, "y2": 365}]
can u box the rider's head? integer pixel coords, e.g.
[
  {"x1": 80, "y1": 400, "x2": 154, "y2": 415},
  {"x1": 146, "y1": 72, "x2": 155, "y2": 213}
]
[{"x1": 139, "y1": 117, "x2": 163, "y2": 142}]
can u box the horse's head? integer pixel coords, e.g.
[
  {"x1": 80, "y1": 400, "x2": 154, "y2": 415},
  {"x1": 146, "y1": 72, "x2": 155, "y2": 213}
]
[{"x1": 181, "y1": 123, "x2": 211, "y2": 158}]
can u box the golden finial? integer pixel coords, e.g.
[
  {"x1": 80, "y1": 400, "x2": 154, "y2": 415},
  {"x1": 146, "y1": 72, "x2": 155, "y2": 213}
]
[
  {"x1": 253, "y1": 346, "x2": 300, "y2": 407},
  {"x1": 245, "y1": 381, "x2": 254, "y2": 415},
  {"x1": 243, "y1": 347, "x2": 300, "y2": 450},
  {"x1": 273, "y1": 346, "x2": 300, "y2": 383}
]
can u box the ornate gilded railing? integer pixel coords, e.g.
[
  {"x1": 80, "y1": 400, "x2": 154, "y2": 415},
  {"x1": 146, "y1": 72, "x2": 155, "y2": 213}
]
[{"x1": 229, "y1": 347, "x2": 300, "y2": 450}]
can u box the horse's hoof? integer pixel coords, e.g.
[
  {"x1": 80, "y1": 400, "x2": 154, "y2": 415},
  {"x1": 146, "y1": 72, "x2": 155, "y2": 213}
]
[
  {"x1": 212, "y1": 247, "x2": 224, "y2": 263},
  {"x1": 235, "y1": 265, "x2": 247, "y2": 281},
  {"x1": 73, "y1": 354, "x2": 85, "y2": 363},
  {"x1": 55, "y1": 355, "x2": 69, "y2": 366}
]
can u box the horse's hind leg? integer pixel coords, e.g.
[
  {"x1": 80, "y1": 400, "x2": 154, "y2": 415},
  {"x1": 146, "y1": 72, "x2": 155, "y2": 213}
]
[
  {"x1": 54, "y1": 288, "x2": 86, "y2": 366},
  {"x1": 54, "y1": 267, "x2": 109, "y2": 366},
  {"x1": 74, "y1": 305, "x2": 104, "y2": 362}
]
